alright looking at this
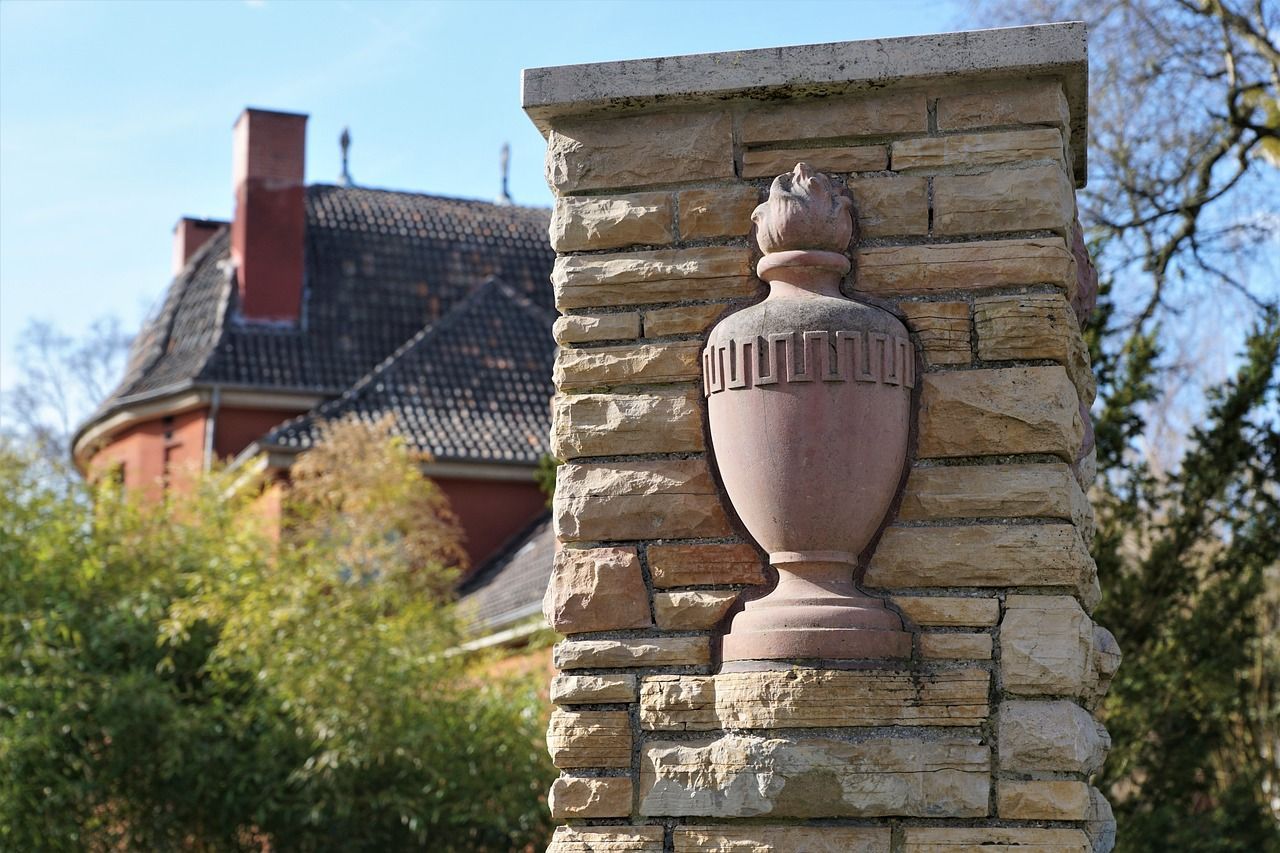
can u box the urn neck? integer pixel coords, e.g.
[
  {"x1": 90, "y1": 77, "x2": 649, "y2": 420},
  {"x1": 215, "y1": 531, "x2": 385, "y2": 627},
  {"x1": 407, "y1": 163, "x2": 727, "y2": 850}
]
[{"x1": 757, "y1": 249, "x2": 850, "y2": 299}]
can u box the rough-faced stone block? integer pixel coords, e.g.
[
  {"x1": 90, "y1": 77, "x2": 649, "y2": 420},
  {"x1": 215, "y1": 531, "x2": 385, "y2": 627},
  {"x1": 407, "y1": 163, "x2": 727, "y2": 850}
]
[
  {"x1": 642, "y1": 303, "x2": 726, "y2": 337},
  {"x1": 936, "y1": 79, "x2": 1071, "y2": 134},
  {"x1": 891, "y1": 596, "x2": 1000, "y2": 627},
  {"x1": 974, "y1": 291, "x2": 1095, "y2": 404},
  {"x1": 1000, "y1": 594, "x2": 1093, "y2": 695},
  {"x1": 743, "y1": 145, "x2": 887, "y2": 178},
  {"x1": 547, "y1": 709, "x2": 632, "y2": 769},
  {"x1": 554, "y1": 637, "x2": 712, "y2": 669},
  {"x1": 548, "y1": 825, "x2": 664, "y2": 853},
  {"x1": 847, "y1": 175, "x2": 930, "y2": 237},
  {"x1": 652, "y1": 590, "x2": 738, "y2": 630},
  {"x1": 554, "y1": 459, "x2": 731, "y2": 542},
  {"x1": 918, "y1": 366, "x2": 1084, "y2": 461},
  {"x1": 892, "y1": 128, "x2": 1064, "y2": 171},
  {"x1": 648, "y1": 543, "x2": 765, "y2": 588},
  {"x1": 551, "y1": 388, "x2": 703, "y2": 459},
  {"x1": 639, "y1": 734, "x2": 989, "y2": 817},
  {"x1": 855, "y1": 238, "x2": 1076, "y2": 298},
  {"x1": 904, "y1": 827, "x2": 1090, "y2": 853},
  {"x1": 554, "y1": 312, "x2": 642, "y2": 344},
  {"x1": 551, "y1": 193, "x2": 674, "y2": 252},
  {"x1": 1087, "y1": 786, "x2": 1118, "y2": 853},
  {"x1": 934, "y1": 164, "x2": 1074, "y2": 236},
  {"x1": 677, "y1": 186, "x2": 760, "y2": 240},
  {"x1": 999, "y1": 700, "x2": 1110, "y2": 774},
  {"x1": 900, "y1": 301, "x2": 972, "y2": 366},
  {"x1": 549, "y1": 776, "x2": 634, "y2": 818},
  {"x1": 552, "y1": 247, "x2": 754, "y2": 310},
  {"x1": 919, "y1": 632, "x2": 993, "y2": 660},
  {"x1": 743, "y1": 91, "x2": 928, "y2": 143},
  {"x1": 543, "y1": 547, "x2": 652, "y2": 634},
  {"x1": 554, "y1": 341, "x2": 703, "y2": 390},
  {"x1": 673, "y1": 826, "x2": 890, "y2": 853},
  {"x1": 551, "y1": 673, "x2": 639, "y2": 705},
  {"x1": 547, "y1": 110, "x2": 733, "y2": 193},
  {"x1": 998, "y1": 779, "x2": 1090, "y2": 821}
]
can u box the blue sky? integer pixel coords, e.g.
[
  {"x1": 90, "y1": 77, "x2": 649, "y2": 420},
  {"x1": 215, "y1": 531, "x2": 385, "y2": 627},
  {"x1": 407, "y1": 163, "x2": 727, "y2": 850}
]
[{"x1": 0, "y1": 0, "x2": 969, "y2": 395}]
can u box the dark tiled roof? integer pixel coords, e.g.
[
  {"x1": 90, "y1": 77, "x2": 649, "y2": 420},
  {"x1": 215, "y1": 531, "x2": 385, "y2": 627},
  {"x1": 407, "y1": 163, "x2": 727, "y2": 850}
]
[
  {"x1": 261, "y1": 277, "x2": 556, "y2": 465},
  {"x1": 456, "y1": 513, "x2": 555, "y2": 634}
]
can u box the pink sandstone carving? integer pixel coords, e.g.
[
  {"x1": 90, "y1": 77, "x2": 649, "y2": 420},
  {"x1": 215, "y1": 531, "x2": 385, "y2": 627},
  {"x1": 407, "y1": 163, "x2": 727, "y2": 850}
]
[{"x1": 704, "y1": 163, "x2": 913, "y2": 663}]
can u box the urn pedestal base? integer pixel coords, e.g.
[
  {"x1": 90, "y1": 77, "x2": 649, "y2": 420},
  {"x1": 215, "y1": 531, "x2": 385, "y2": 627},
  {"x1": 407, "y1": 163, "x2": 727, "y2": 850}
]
[{"x1": 721, "y1": 554, "x2": 911, "y2": 663}]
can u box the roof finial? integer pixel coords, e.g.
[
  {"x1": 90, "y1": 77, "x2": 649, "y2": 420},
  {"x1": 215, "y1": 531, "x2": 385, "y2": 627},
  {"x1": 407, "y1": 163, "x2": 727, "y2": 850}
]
[
  {"x1": 497, "y1": 142, "x2": 513, "y2": 205},
  {"x1": 338, "y1": 126, "x2": 354, "y2": 186}
]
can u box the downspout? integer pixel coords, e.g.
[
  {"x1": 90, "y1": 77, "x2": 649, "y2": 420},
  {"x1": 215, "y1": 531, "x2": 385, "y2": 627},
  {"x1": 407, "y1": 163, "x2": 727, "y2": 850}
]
[{"x1": 203, "y1": 386, "x2": 221, "y2": 471}]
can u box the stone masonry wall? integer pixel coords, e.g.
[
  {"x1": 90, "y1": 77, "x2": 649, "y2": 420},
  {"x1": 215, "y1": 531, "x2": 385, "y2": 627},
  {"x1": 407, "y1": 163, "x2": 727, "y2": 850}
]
[{"x1": 533, "y1": 30, "x2": 1116, "y2": 853}]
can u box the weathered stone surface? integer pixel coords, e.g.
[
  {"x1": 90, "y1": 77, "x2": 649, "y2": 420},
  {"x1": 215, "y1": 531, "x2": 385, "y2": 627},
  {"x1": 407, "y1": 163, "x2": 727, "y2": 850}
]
[
  {"x1": 1091, "y1": 624, "x2": 1122, "y2": 709},
  {"x1": 934, "y1": 165, "x2": 1074, "y2": 236},
  {"x1": 1087, "y1": 786, "x2": 1118, "y2": 853},
  {"x1": 936, "y1": 79, "x2": 1071, "y2": 133},
  {"x1": 847, "y1": 175, "x2": 929, "y2": 237},
  {"x1": 552, "y1": 388, "x2": 703, "y2": 459},
  {"x1": 998, "y1": 779, "x2": 1090, "y2": 821},
  {"x1": 1000, "y1": 699, "x2": 1110, "y2": 774},
  {"x1": 547, "y1": 110, "x2": 733, "y2": 193},
  {"x1": 891, "y1": 596, "x2": 1000, "y2": 627},
  {"x1": 856, "y1": 238, "x2": 1075, "y2": 298},
  {"x1": 642, "y1": 303, "x2": 726, "y2": 337},
  {"x1": 900, "y1": 463, "x2": 1094, "y2": 543},
  {"x1": 555, "y1": 341, "x2": 703, "y2": 390},
  {"x1": 677, "y1": 186, "x2": 760, "y2": 240},
  {"x1": 553, "y1": 247, "x2": 754, "y2": 310},
  {"x1": 743, "y1": 91, "x2": 928, "y2": 143},
  {"x1": 743, "y1": 145, "x2": 887, "y2": 178},
  {"x1": 1001, "y1": 594, "x2": 1093, "y2": 696},
  {"x1": 551, "y1": 193, "x2": 674, "y2": 252},
  {"x1": 554, "y1": 459, "x2": 731, "y2": 542},
  {"x1": 641, "y1": 667, "x2": 990, "y2": 731},
  {"x1": 917, "y1": 366, "x2": 1084, "y2": 461},
  {"x1": 551, "y1": 673, "x2": 639, "y2": 705},
  {"x1": 900, "y1": 301, "x2": 972, "y2": 365},
  {"x1": 868, "y1": 524, "x2": 1097, "y2": 607},
  {"x1": 892, "y1": 128, "x2": 1064, "y2": 171},
  {"x1": 919, "y1": 632, "x2": 993, "y2": 660},
  {"x1": 543, "y1": 547, "x2": 652, "y2": 634},
  {"x1": 904, "y1": 827, "x2": 1090, "y2": 853},
  {"x1": 549, "y1": 775, "x2": 634, "y2": 819},
  {"x1": 652, "y1": 590, "x2": 738, "y2": 630},
  {"x1": 648, "y1": 543, "x2": 765, "y2": 588},
  {"x1": 639, "y1": 734, "x2": 989, "y2": 817},
  {"x1": 555, "y1": 637, "x2": 712, "y2": 669},
  {"x1": 673, "y1": 826, "x2": 890, "y2": 853},
  {"x1": 554, "y1": 312, "x2": 642, "y2": 344},
  {"x1": 547, "y1": 709, "x2": 632, "y2": 769},
  {"x1": 548, "y1": 825, "x2": 664, "y2": 853},
  {"x1": 974, "y1": 292, "x2": 1095, "y2": 403}
]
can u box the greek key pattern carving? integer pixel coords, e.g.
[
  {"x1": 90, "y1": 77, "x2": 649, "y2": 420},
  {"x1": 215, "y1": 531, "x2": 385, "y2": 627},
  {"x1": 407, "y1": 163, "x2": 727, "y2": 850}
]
[{"x1": 703, "y1": 330, "x2": 914, "y2": 396}]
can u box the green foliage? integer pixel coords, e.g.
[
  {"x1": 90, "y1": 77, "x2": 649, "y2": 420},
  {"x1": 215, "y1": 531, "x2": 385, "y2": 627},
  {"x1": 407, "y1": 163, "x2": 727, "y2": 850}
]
[{"x1": 0, "y1": 422, "x2": 553, "y2": 851}]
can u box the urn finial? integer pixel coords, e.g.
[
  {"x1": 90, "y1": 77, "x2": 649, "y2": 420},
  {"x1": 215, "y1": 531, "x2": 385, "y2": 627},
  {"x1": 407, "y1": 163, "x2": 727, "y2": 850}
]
[{"x1": 751, "y1": 162, "x2": 855, "y2": 255}]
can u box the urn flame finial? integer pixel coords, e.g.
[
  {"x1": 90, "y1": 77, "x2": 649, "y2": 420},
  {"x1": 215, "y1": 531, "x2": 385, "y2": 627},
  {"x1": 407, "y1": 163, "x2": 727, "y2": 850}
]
[{"x1": 752, "y1": 162, "x2": 855, "y2": 255}]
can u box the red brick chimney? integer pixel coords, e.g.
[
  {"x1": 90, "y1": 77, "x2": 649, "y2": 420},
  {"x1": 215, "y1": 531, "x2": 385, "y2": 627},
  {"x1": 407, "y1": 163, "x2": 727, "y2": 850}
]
[
  {"x1": 171, "y1": 217, "x2": 226, "y2": 275},
  {"x1": 231, "y1": 108, "x2": 307, "y2": 323}
]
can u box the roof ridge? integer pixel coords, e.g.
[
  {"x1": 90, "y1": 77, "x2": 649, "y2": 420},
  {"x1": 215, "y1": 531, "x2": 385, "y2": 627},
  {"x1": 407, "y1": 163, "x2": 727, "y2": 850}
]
[{"x1": 306, "y1": 182, "x2": 551, "y2": 212}]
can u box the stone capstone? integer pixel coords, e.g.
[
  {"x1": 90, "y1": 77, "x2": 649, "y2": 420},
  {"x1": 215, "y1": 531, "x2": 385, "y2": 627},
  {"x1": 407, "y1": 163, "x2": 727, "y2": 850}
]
[
  {"x1": 652, "y1": 590, "x2": 738, "y2": 630},
  {"x1": 554, "y1": 459, "x2": 731, "y2": 542},
  {"x1": 549, "y1": 775, "x2": 634, "y2": 819},
  {"x1": 999, "y1": 699, "x2": 1110, "y2": 774},
  {"x1": 542, "y1": 547, "x2": 652, "y2": 634},
  {"x1": 554, "y1": 637, "x2": 712, "y2": 669},
  {"x1": 551, "y1": 389, "x2": 703, "y2": 459},
  {"x1": 550, "y1": 673, "x2": 639, "y2": 705},
  {"x1": 547, "y1": 709, "x2": 632, "y2": 769}
]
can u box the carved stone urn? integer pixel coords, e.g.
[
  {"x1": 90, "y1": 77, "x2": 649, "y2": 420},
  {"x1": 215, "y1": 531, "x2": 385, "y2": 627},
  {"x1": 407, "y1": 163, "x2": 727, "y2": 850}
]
[{"x1": 704, "y1": 163, "x2": 913, "y2": 663}]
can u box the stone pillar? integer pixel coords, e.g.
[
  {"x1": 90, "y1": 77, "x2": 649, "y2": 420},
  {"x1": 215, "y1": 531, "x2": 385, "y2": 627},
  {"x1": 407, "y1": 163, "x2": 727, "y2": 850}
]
[{"x1": 528, "y1": 22, "x2": 1117, "y2": 853}]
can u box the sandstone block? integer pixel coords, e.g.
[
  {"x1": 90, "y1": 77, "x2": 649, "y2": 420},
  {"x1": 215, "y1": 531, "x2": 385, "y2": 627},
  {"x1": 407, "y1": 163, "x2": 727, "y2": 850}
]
[
  {"x1": 743, "y1": 91, "x2": 928, "y2": 143},
  {"x1": 1001, "y1": 594, "x2": 1093, "y2": 696},
  {"x1": 550, "y1": 775, "x2": 633, "y2": 819},
  {"x1": 847, "y1": 175, "x2": 929, "y2": 237},
  {"x1": 555, "y1": 341, "x2": 703, "y2": 390},
  {"x1": 642, "y1": 303, "x2": 726, "y2": 337},
  {"x1": 900, "y1": 301, "x2": 971, "y2": 366},
  {"x1": 554, "y1": 459, "x2": 731, "y2": 542},
  {"x1": 548, "y1": 825, "x2": 664, "y2": 853},
  {"x1": 1091, "y1": 625, "x2": 1122, "y2": 709},
  {"x1": 920, "y1": 632, "x2": 993, "y2": 660},
  {"x1": 547, "y1": 110, "x2": 733, "y2": 193},
  {"x1": 856, "y1": 238, "x2": 1075, "y2": 298},
  {"x1": 904, "y1": 827, "x2": 1089, "y2": 853},
  {"x1": 547, "y1": 709, "x2": 632, "y2": 769},
  {"x1": 936, "y1": 80, "x2": 1071, "y2": 133},
  {"x1": 673, "y1": 826, "x2": 890, "y2": 853},
  {"x1": 551, "y1": 193, "x2": 674, "y2": 252},
  {"x1": 554, "y1": 312, "x2": 642, "y2": 344},
  {"x1": 892, "y1": 128, "x2": 1064, "y2": 171},
  {"x1": 639, "y1": 734, "x2": 989, "y2": 817},
  {"x1": 934, "y1": 164, "x2": 1074, "y2": 236},
  {"x1": 743, "y1": 145, "x2": 887, "y2": 178},
  {"x1": 555, "y1": 637, "x2": 712, "y2": 669},
  {"x1": 998, "y1": 779, "x2": 1090, "y2": 821},
  {"x1": 974, "y1": 292, "x2": 1095, "y2": 403},
  {"x1": 1087, "y1": 786, "x2": 1118, "y2": 853},
  {"x1": 553, "y1": 246, "x2": 755, "y2": 310},
  {"x1": 543, "y1": 547, "x2": 652, "y2": 634},
  {"x1": 891, "y1": 596, "x2": 1000, "y2": 627},
  {"x1": 677, "y1": 186, "x2": 760, "y2": 240},
  {"x1": 551, "y1": 388, "x2": 703, "y2": 459},
  {"x1": 551, "y1": 673, "x2": 639, "y2": 705},
  {"x1": 648, "y1": 543, "x2": 765, "y2": 588},
  {"x1": 641, "y1": 667, "x2": 989, "y2": 731},
  {"x1": 653, "y1": 590, "x2": 738, "y2": 630},
  {"x1": 868, "y1": 524, "x2": 1097, "y2": 607},
  {"x1": 1000, "y1": 699, "x2": 1110, "y2": 774},
  {"x1": 917, "y1": 366, "x2": 1084, "y2": 461}
]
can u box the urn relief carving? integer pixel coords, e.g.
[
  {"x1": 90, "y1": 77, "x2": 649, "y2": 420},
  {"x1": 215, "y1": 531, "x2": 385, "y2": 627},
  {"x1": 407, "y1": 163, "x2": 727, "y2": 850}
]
[{"x1": 704, "y1": 163, "x2": 914, "y2": 663}]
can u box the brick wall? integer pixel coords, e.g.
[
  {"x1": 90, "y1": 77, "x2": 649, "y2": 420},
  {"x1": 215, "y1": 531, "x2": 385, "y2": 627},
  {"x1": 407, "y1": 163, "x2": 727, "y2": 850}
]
[{"x1": 529, "y1": 24, "x2": 1116, "y2": 852}]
